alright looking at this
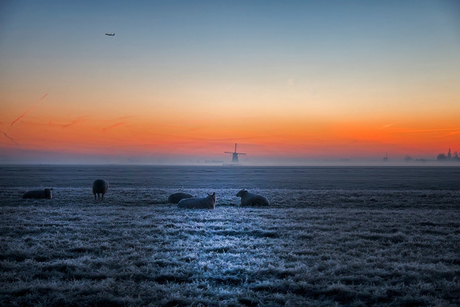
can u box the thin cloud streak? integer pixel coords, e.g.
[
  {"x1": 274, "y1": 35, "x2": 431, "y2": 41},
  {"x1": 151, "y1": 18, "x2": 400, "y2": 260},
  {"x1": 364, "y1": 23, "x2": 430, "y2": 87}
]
[
  {"x1": 10, "y1": 110, "x2": 30, "y2": 128},
  {"x1": 60, "y1": 117, "x2": 87, "y2": 128},
  {"x1": 9, "y1": 94, "x2": 48, "y2": 129},
  {"x1": 103, "y1": 122, "x2": 126, "y2": 132},
  {"x1": 1, "y1": 131, "x2": 19, "y2": 146},
  {"x1": 380, "y1": 123, "x2": 396, "y2": 129},
  {"x1": 439, "y1": 130, "x2": 460, "y2": 137},
  {"x1": 389, "y1": 128, "x2": 460, "y2": 134},
  {"x1": 19, "y1": 117, "x2": 87, "y2": 129},
  {"x1": 116, "y1": 116, "x2": 135, "y2": 120},
  {"x1": 99, "y1": 116, "x2": 135, "y2": 123}
]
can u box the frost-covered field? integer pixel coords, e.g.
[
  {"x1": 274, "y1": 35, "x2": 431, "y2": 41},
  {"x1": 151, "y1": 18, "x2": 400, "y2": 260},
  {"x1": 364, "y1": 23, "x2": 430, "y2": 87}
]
[{"x1": 1, "y1": 166, "x2": 460, "y2": 306}]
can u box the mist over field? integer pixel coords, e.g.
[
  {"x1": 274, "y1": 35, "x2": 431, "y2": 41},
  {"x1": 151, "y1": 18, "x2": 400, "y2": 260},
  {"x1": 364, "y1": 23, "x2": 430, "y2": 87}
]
[{"x1": 1, "y1": 165, "x2": 459, "y2": 306}]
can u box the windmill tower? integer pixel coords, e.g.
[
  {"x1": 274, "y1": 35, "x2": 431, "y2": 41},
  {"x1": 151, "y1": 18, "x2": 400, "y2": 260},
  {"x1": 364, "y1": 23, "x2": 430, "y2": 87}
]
[{"x1": 225, "y1": 143, "x2": 246, "y2": 163}]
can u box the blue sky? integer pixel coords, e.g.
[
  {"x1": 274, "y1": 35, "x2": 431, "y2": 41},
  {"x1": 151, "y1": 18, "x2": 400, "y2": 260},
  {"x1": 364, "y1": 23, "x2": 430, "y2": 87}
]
[{"x1": 1, "y1": 1, "x2": 459, "y2": 164}]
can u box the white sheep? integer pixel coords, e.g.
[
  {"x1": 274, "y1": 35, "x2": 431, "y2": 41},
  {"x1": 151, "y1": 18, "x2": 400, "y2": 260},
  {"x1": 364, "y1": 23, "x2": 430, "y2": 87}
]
[
  {"x1": 92, "y1": 179, "x2": 109, "y2": 200},
  {"x1": 236, "y1": 190, "x2": 270, "y2": 206},
  {"x1": 178, "y1": 192, "x2": 216, "y2": 209},
  {"x1": 168, "y1": 192, "x2": 194, "y2": 204},
  {"x1": 22, "y1": 188, "x2": 53, "y2": 199}
]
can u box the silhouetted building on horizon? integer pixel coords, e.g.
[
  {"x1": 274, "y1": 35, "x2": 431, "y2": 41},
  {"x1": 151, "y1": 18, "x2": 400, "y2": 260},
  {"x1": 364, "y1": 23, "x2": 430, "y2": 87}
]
[
  {"x1": 225, "y1": 143, "x2": 246, "y2": 163},
  {"x1": 404, "y1": 155, "x2": 413, "y2": 162},
  {"x1": 437, "y1": 148, "x2": 460, "y2": 161}
]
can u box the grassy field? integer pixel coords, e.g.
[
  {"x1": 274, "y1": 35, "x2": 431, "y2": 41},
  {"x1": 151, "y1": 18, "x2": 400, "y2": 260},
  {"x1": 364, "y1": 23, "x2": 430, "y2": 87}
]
[{"x1": 1, "y1": 188, "x2": 459, "y2": 306}]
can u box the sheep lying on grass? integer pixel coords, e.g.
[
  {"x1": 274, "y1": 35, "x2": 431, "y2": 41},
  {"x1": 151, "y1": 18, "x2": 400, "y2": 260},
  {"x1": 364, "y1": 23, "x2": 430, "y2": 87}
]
[
  {"x1": 92, "y1": 179, "x2": 109, "y2": 200},
  {"x1": 22, "y1": 188, "x2": 53, "y2": 199},
  {"x1": 236, "y1": 190, "x2": 270, "y2": 206},
  {"x1": 178, "y1": 192, "x2": 216, "y2": 209},
  {"x1": 168, "y1": 192, "x2": 194, "y2": 204}
]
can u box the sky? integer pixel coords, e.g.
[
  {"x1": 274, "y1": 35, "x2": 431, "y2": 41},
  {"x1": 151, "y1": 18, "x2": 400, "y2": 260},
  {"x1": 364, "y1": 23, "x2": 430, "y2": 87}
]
[{"x1": 1, "y1": 0, "x2": 459, "y2": 165}]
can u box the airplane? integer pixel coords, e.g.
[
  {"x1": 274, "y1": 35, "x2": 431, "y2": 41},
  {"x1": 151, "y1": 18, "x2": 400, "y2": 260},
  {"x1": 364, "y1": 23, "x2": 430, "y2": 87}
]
[{"x1": 105, "y1": 33, "x2": 115, "y2": 36}]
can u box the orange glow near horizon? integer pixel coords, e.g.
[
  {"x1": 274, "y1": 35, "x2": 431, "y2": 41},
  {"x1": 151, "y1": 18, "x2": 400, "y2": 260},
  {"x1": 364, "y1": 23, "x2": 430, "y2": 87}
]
[
  {"x1": 1, "y1": 96, "x2": 459, "y2": 163},
  {"x1": 1, "y1": 2, "x2": 459, "y2": 163}
]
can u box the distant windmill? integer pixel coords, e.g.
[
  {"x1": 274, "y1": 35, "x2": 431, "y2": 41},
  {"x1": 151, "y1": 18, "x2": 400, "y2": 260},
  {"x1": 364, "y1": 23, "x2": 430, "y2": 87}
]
[{"x1": 225, "y1": 143, "x2": 246, "y2": 163}]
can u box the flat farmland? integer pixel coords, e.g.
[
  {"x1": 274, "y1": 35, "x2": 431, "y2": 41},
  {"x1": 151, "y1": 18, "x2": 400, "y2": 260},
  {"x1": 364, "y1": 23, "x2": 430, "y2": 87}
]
[{"x1": 1, "y1": 187, "x2": 459, "y2": 306}]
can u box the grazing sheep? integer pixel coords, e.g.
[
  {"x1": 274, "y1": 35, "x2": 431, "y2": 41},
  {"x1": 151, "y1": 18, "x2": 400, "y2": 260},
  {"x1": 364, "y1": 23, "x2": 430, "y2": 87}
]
[
  {"x1": 168, "y1": 192, "x2": 194, "y2": 204},
  {"x1": 92, "y1": 179, "x2": 109, "y2": 200},
  {"x1": 236, "y1": 190, "x2": 270, "y2": 206},
  {"x1": 22, "y1": 188, "x2": 53, "y2": 199},
  {"x1": 178, "y1": 192, "x2": 216, "y2": 209}
]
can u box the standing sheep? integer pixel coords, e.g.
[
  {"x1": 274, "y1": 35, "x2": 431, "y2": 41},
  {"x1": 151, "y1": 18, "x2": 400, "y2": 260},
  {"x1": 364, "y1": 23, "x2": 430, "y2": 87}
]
[
  {"x1": 236, "y1": 190, "x2": 270, "y2": 206},
  {"x1": 168, "y1": 192, "x2": 194, "y2": 204},
  {"x1": 93, "y1": 179, "x2": 109, "y2": 200},
  {"x1": 178, "y1": 192, "x2": 216, "y2": 209},
  {"x1": 22, "y1": 188, "x2": 53, "y2": 199}
]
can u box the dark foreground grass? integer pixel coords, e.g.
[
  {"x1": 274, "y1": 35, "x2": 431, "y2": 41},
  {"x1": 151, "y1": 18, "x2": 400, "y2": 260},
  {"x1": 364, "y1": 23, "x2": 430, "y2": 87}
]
[{"x1": 1, "y1": 188, "x2": 459, "y2": 306}]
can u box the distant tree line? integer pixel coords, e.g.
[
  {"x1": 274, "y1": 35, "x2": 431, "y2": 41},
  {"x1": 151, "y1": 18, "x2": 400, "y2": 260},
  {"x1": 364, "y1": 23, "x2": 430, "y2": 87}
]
[{"x1": 437, "y1": 148, "x2": 460, "y2": 161}]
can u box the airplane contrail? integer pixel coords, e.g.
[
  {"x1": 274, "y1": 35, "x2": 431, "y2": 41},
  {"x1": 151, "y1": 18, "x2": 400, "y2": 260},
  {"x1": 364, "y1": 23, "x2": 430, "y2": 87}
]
[
  {"x1": 103, "y1": 122, "x2": 126, "y2": 131},
  {"x1": 37, "y1": 93, "x2": 48, "y2": 102},
  {"x1": 439, "y1": 130, "x2": 460, "y2": 137},
  {"x1": 60, "y1": 117, "x2": 87, "y2": 128},
  {"x1": 391, "y1": 128, "x2": 458, "y2": 134},
  {"x1": 1, "y1": 131, "x2": 19, "y2": 146},
  {"x1": 380, "y1": 123, "x2": 395, "y2": 129},
  {"x1": 10, "y1": 94, "x2": 48, "y2": 129}
]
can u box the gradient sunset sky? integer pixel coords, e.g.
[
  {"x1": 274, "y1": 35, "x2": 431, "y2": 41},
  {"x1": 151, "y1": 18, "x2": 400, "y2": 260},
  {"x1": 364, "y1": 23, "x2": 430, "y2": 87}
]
[{"x1": 1, "y1": 0, "x2": 459, "y2": 164}]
